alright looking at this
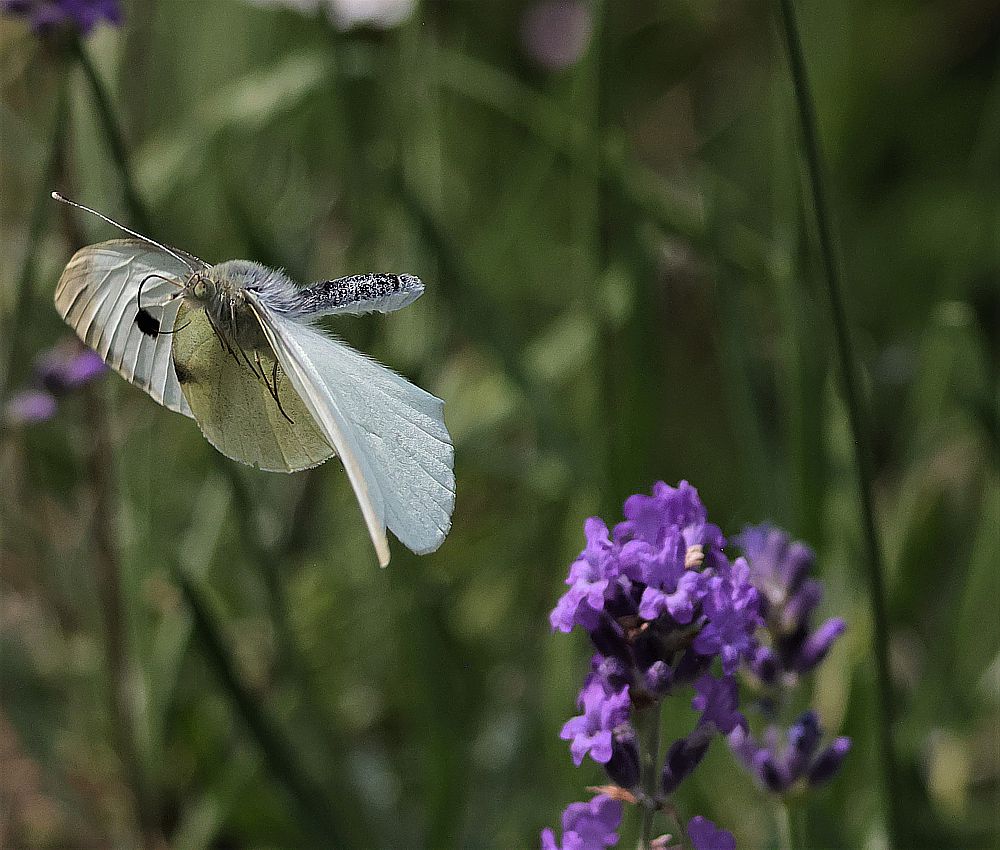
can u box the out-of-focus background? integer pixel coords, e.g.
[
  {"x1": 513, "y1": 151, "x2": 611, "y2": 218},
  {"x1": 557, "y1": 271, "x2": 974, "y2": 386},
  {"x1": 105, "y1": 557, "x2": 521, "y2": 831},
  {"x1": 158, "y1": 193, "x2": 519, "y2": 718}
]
[{"x1": 1, "y1": 0, "x2": 998, "y2": 847}]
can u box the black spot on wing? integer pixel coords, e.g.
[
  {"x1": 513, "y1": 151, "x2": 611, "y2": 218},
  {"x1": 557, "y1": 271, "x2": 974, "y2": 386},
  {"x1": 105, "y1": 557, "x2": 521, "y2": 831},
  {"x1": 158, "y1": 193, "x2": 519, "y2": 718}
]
[
  {"x1": 136, "y1": 308, "x2": 160, "y2": 337},
  {"x1": 173, "y1": 361, "x2": 192, "y2": 384}
]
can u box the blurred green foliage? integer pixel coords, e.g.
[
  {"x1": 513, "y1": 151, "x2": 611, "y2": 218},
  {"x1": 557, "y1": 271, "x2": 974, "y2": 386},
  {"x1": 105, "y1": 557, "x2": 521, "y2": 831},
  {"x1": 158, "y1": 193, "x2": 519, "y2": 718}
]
[{"x1": 1, "y1": 0, "x2": 999, "y2": 847}]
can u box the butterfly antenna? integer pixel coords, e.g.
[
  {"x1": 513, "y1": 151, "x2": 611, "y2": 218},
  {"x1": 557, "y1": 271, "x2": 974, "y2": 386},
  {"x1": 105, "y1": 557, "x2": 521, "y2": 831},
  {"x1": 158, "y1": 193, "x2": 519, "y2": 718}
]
[{"x1": 51, "y1": 192, "x2": 198, "y2": 275}]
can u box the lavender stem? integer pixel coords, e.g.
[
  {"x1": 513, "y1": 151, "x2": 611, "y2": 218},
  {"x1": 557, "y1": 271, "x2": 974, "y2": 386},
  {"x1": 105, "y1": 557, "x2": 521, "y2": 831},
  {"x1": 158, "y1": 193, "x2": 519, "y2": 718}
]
[{"x1": 637, "y1": 704, "x2": 661, "y2": 849}]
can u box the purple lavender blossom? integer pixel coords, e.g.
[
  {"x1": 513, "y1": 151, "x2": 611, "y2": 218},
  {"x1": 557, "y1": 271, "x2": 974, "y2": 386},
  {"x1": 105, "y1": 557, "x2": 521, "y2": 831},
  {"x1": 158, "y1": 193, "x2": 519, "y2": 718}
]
[
  {"x1": 692, "y1": 675, "x2": 745, "y2": 735},
  {"x1": 616, "y1": 481, "x2": 724, "y2": 557},
  {"x1": 687, "y1": 816, "x2": 736, "y2": 850},
  {"x1": 521, "y1": 1, "x2": 592, "y2": 71},
  {"x1": 560, "y1": 679, "x2": 631, "y2": 766},
  {"x1": 540, "y1": 794, "x2": 623, "y2": 850},
  {"x1": 692, "y1": 558, "x2": 762, "y2": 674},
  {"x1": 0, "y1": 0, "x2": 122, "y2": 34},
  {"x1": 551, "y1": 518, "x2": 621, "y2": 633},
  {"x1": 807, "y1": 736, "x2": 852, "y2": 786},
  {"x1": 4, "y1": 389, "x2": 57, "y2": 425},
  {"x1": 548, "y1": 492, "x2": 851, "y2": 841},
  {"x1": 727, "y1": 711, "x2": 851, "y2": 793}
]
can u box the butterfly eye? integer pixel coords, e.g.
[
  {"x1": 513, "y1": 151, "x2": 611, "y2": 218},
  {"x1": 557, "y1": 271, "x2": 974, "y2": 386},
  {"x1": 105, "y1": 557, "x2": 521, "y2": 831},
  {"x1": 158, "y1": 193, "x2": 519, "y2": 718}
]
[{"x1": 192, "y1": 278, "x2": 210, "y2": 299}]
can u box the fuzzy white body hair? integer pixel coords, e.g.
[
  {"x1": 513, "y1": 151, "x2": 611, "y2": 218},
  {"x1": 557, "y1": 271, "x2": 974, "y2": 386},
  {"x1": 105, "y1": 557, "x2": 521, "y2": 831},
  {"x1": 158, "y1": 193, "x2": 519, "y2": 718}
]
[{"x1": 207, "y1": 259, "x2": 424, "y2": 321}]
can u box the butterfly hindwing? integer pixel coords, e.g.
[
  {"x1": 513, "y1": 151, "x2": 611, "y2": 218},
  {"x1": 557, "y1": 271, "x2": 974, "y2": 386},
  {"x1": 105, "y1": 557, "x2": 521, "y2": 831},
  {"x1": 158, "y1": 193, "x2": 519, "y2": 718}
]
[{"x1": 170, "y1": 301, "x2": 335, "y2": 473}]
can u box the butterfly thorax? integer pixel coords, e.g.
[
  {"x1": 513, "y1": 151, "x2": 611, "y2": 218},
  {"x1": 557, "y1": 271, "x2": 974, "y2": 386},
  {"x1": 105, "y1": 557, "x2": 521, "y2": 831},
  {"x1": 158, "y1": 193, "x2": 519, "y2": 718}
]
[{"x1": 185, "y1": 260, "x2": 296, "y2": 353}]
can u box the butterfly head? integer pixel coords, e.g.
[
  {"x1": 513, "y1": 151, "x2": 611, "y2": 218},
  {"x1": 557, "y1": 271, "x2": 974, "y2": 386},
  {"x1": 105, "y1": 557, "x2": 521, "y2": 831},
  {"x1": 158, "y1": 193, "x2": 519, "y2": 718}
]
[{"x1": 187, "y1": 272, "x2": 219, "y2": 302}]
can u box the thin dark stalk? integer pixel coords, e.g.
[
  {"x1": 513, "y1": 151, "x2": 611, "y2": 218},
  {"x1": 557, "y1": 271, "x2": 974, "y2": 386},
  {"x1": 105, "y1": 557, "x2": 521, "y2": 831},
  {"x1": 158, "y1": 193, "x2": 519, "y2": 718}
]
[
  {"x1": 71, "y1": 37, "x2": 153, "y2": 233},
  {"x1": 0, "y1": 69, "x2": 68, "y2": 402},
  {"x1": 775, "y1": 1, "x2": 900, "y2": 845},
  {"x1": 637, "y1": 706, "x2": 661, "y2": 849},
  {"x1": 83, "y1": 387, "x2": 162, "y2": 847},
  {"x1": 209, "y1": 455, "x2": 344, "y2": 764},
  {"x1": 170, "y1": 567, "x2": 347, "y2": 848}
]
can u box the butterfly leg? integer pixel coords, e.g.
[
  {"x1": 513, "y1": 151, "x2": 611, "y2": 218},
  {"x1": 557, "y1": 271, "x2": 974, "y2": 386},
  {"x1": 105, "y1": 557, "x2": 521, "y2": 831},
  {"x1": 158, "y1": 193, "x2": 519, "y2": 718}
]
[
  {"x1": 251, "y1": 348, "x2": 295, "y2": 426},
  {"x1": 270, "y1": 358, "x2": 295, "y2": 425}
]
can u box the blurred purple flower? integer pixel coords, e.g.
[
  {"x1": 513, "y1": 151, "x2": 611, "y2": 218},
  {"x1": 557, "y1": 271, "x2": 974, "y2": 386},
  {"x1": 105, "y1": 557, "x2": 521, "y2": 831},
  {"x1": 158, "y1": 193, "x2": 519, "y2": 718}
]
[
  {"x1": 1, "y1": 0, "x2": 122, "y2": 35},
  {"x1": 560, "y1": 679, "x2": 631, "y2": 766},
  {"x1": 3, "y1": 342, "x2": 106, "y2": 427},
  {"x1": 687, "y1": 816, "x2": 736, "y2": 850},
  {"x1": 540, "y1": 794, "x2": 623, "y2": 850},
  {"x1": 737, "y1": 525, "x2": 845, "y2": 678},
  {"x1": 728, "y1": 711, "x2": 851, "y2": 793},
  {"x1": 37, "y1": 346, "x2": 106, "y2": 393},
  {"x1": 521, "y1": 1, "x2": 592, "y2": 71},
  {"x1": 4, "y1": 389, "x2": 57, "y2": 425}
]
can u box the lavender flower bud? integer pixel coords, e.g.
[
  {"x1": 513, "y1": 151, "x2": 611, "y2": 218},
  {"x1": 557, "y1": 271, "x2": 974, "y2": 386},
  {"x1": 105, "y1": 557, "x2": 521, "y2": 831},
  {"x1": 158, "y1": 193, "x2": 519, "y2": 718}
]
[
  {"x1": 604, "y1": 723, "x2": 640, "y2": 789},
  {"x1": 794, "y1": 618, "x2": 846, "y2": 673},
  {"x1": 660, "y1": 732, "x2": 710, "y2": 795},
  {"x1": 750, "y1": 645, "x2": 779, "y2": 685},
  {"x1": 807, "y1": 737, "x2": 852, "y2": 786},
  {"x1": 781, "y1": 542, "x2": 814, "y2": 598},
  {"x1": 781, "y1": 579, "x2": 822, "y2": 634},
  {"x1": 785, "y1": 711, "x2": 822, "y2": 779},
  {"x1": 643, "y1": 660, "x2": 672, "y2": 697},
  {"x1": 759, "y1": 751, "x2": 788, "y2": 793}
]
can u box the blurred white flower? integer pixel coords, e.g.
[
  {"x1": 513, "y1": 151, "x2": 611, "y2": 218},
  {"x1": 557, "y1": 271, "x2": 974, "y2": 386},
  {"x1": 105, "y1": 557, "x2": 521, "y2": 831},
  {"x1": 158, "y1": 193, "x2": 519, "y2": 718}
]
[
  {"x1": 247, "y1": 0, "x2": 416, "y2": 30},
  {"x1": 329, "y1": 0, "x2": 414, "y2": 29}
]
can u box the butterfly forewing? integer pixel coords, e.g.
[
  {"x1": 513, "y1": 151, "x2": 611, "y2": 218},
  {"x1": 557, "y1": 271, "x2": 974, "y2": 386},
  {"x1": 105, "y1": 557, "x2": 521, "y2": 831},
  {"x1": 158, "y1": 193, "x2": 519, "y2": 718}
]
[
  {"x1": 248, "y1": 294, "x2": 455, "y2": 566},
  {"x1": 54, "y1": 239, "x2": 200, "y2": 417},
  {"x1": 170, "y1": 301, "x2": 335, "y2": 473}
]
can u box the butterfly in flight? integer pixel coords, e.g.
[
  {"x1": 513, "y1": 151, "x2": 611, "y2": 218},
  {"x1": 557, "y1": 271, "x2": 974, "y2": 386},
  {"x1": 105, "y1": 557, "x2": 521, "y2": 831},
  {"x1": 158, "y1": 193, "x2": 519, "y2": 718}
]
[{"x1": 51, "y1": 193, "x2": 454, "y2": 567}]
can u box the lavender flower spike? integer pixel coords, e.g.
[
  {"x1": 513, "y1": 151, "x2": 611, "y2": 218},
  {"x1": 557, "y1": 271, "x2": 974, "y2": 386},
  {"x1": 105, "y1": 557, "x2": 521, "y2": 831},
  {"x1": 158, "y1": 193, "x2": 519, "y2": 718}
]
[{"x1": 727, "y1": 711, "x2": 851, "y2": 793}]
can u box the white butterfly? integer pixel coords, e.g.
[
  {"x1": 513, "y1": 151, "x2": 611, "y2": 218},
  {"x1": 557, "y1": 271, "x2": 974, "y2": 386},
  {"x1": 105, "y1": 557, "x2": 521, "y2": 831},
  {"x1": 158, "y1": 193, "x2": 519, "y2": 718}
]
[{"x1": 51, "y1": 193, "x2": 454, "y2": 567}]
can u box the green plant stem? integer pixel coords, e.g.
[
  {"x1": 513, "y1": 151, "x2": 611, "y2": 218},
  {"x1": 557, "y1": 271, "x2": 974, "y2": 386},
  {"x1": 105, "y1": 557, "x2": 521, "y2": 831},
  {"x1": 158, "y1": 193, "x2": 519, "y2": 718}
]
[
  {"x1": 776, "y1": 801, "x2": 793, "y2": 850},
  {"x1": 775, "y1": 0, "x2": 900, "y2": 846},
  {"x1": 83, "y1": 387, "x2": 162, "y2": 847},
  {"x1": 71, "y1": 37, "x2": 152, "y2": 232},
  {"x1": 637, "y1": 706, "x2": 661, "y2": 850}
]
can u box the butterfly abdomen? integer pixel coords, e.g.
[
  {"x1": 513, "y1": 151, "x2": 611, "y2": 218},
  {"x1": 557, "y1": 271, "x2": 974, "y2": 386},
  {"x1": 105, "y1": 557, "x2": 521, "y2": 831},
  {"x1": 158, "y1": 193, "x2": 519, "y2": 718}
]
[{"x1": 287, "y1": 273, "x2": 424, "y2": 318}]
